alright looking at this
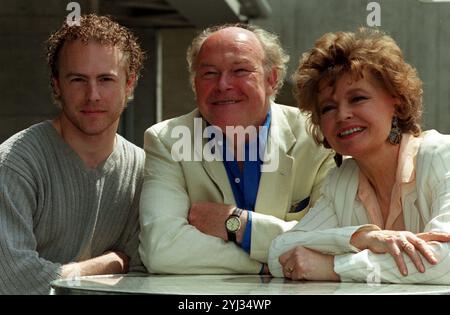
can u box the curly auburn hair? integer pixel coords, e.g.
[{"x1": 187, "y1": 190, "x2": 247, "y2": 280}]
[
  {"x1": 293, "y1": 27, "x2": 423, "y2": 146},
  {"x1": 186, "y1": 23, "x2": 289, "y2": 100},
  {"x1": 46, "y1": 14, "x2": 144, "y2": 103}
]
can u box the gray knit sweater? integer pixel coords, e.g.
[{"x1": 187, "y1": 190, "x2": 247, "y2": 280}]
[{"x1": 0, "y1": 121, "x2": 145, "y2": 294}]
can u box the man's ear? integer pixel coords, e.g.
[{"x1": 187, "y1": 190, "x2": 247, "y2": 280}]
[
  {"x1": 52, "y1": 77, "x2": 61, "y2": 97},
  {"x1": 266, "y1": 68, "x2": 278, "y2": 94},
  {"x1": 126, "y1": 74, "x2": 137, "y2": 97}
]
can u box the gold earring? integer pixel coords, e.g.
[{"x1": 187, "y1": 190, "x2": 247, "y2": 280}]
[{"x1": 388, "y1": 116, "x2": 402, "y2": 145}]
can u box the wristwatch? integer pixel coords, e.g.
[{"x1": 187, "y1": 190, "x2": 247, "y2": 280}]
[{"x1": 225, "y1": 207, "x2": 243, "y2": 243}]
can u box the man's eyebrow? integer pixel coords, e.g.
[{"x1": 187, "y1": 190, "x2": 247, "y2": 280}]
[
  {"x1": 98, "y1": 73, "x2": 118, "y2": 77},
  {"x1": 65, "y1": 72, "x2": 118, "y2": 78},
  {"x1": 198, "y1": 59, "x2": 253, "y2": 67},
  {"x1": 233, "y1": 59, "x2": 252, "y2": 64},
  {"x1": 65, "y1": 72, "x2": 87, "y2": 78},
  {"x1": 198, "y1": 63, "x2": 216, "y2": 68}
]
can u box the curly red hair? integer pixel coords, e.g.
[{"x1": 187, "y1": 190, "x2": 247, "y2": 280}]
[{"x1": 293, "y1": 28, "x2": 423, "y2": 145}]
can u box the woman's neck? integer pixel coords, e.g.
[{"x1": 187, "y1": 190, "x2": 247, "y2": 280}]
[{"x1": 355, "y1": 143, "x2": 400, "y2": 207}]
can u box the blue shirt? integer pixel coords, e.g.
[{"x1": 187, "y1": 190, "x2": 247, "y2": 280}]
[{"x1": 217, "y1": 110, "x2": 271, "y2": 254}]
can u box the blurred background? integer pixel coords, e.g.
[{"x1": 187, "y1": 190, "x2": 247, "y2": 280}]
[{"x1": 0, "y1": 0, "x2": 449, "y2": 147}]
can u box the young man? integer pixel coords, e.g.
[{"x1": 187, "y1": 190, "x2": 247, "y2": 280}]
[
  {"x1": 139, "y1": 24, "x2": 335, "y2": 274},
  {"x1": 0, "y1": 14, "x2": 145, "y2": 294}
]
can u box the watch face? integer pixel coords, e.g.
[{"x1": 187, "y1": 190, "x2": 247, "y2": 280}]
[{"x1": 226, "y1": 217, "x2": 240, "y2": 232}]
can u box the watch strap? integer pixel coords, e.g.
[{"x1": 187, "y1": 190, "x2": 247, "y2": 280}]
[{"x1": 232, "y1": 207, "x2": 243, "y2": 218}]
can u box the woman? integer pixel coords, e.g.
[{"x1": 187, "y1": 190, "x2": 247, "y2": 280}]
[{"x1": 268, "y1": 28, "x2": 450, "y2": 284}]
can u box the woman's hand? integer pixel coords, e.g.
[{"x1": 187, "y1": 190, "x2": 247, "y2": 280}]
[
  {"x1": 416, "y1": 231, "x2": 450, "y2": 242},
  {"x1": 279, "y1": 246, "x2": 340, "y2": 281},
  {"x1": 351, "y1": 230, "x2": 450, "y2": 276}
]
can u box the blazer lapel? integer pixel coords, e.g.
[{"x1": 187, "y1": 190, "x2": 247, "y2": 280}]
[
  {"x1": 255, "y1": 105, "x2": 296, "y2": 219},
  {"x1": 193, "y1": 114, "x2": 235, "y2": 204},
  {"x1": 337, "y1": 160, "x2": 360, "y2": 226},
  {"x1": 202, "y1": 159, "x2": 235, "y2": 204},
  {"x1": 401, "y1": 183, "x2": 420, "y2": 233}
]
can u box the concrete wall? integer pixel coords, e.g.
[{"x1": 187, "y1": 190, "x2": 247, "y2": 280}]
[
  {"x1": 1, "y1": 0, "x2": 449, "y2": 145},
  {"x1": 119, "y1": 26, "x2": 157, "y2": 147},
  {"x1": 254, "y1": 0, "x2": 450, "y2": 133},
  {"x1": 159, "y1": 0, "x2": 450, "y2": 133},
  {"x1": 0, "y1": 0, "x2": 157, "y2": 146},
  {"x1": 160, "y1": 28, "x2": 197, "y2": 121},
  {"x1": 0, "y1": 0, "x2": 69, "y2": 142}
]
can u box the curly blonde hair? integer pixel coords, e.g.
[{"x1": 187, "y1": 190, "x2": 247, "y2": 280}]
[
  {"x1": 186, "y1": 23, "x2": 289, "y2": 100},
  {"x1": 46, "y1": 14, "x2": 144, "y2": 103},
  {"x1": 293, "y1": 27, "x2": 423, "y2": 146}
]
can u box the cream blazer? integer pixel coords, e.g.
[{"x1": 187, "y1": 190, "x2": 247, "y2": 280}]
[
  {"x1": 139, "y1": 103, "x2": 334, "y2": 274},
  {"x1": 269, "y1": 130, "x2": 450, "y2": 284}
]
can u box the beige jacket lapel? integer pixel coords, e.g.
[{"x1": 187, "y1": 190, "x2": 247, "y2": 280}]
[
  {"x1": 192, "y1": 112, "x2": 235, "y2": 204},
  {"x1": 195, "y1": 105, "x2": 297, "y2": 210},
  {"x1": 255, "y1": 105, "x2": 296, "y2": 219},
  {"x1": 202, "y1": 160, "x2": 235, "y2": 204}
]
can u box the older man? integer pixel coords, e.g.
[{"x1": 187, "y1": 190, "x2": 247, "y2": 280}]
[
  {"x1": 139, "y1": 24, "x2": 334, "y2": 274},
  {"x1": 0, "y1": 15, "x2": 145, "y2": 294}
]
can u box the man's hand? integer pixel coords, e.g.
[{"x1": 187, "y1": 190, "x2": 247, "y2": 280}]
[
  {"x1": 279, "y1": 246, "x2": 340, "y2": 281},
  {"x1": 351, "y1": 230, "x2": 450, "y2": 276},
  {"x1": 188, "y1": 201, "x2": 248, "y2": 243},
  {"x1": 61, "y1": 250, "x2": 129, "y2": 279}
]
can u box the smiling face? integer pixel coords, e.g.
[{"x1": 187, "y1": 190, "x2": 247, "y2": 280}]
[
  {"x1": 318, "y1": 72, "x2": 398, "y2": 159},
  {"x1": 193, "y1": 27, "x2": 277, "y2": 132},
  {"x1": 52, "y1": 39, "x2": 134, "y2": 137}
]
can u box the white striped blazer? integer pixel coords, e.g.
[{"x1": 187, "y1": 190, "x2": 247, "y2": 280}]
[{"x1": 269, "y1": 130, "x2": 450, "y2": 284}]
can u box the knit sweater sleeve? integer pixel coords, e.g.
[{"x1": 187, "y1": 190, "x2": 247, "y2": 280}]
[
  {"x1": 0, "y1": 165, "x2": 62, "y2": 294},
  {"x1": 109, "y1": 143, "x2": 146, "y2": 273},
  {"x1": 114, "y1": 176, "x2": 145, "y2": 273}
]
